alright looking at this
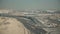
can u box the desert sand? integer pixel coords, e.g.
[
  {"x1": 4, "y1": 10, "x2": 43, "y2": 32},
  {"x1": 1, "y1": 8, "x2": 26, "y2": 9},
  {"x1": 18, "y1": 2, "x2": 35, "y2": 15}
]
[{"x1": 0, "y1": 17, "x2": 30, "y2": 34}]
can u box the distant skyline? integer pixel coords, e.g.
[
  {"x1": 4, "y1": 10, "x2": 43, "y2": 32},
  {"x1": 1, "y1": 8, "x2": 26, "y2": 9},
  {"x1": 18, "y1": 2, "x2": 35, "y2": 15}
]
[{"x1": 0, "y1": 0, "x2": 60, "y2": 10}]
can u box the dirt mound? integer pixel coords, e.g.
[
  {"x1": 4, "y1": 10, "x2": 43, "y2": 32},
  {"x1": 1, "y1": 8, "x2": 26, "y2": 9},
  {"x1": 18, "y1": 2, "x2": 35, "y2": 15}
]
[{"x1": 0, "y1": 17, "x2": 30, "y2": 34}]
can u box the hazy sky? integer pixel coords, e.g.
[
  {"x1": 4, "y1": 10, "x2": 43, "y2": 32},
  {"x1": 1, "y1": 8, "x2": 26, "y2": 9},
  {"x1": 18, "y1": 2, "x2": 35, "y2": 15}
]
[{"x1": 1, "y1": 0, "x2": 59, "y2": 10}]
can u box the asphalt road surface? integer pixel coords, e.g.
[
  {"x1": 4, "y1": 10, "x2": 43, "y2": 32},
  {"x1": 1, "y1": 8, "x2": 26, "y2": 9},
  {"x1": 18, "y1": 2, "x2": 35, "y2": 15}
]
[{"x1": 0, "y1": 14, "x2": 47, "y2": 34}]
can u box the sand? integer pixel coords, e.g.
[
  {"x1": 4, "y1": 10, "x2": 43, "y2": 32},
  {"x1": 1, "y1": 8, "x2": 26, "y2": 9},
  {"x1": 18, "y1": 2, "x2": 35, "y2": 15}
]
[{"x1": 0, "y1": 17, "x2": 30, "y2": 34}]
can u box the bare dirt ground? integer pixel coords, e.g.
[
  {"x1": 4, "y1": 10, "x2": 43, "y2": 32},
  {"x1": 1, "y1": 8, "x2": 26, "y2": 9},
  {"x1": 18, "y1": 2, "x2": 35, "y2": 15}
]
[{"x1": 0, "y1": 17, "x2": 30, "y2": 34}]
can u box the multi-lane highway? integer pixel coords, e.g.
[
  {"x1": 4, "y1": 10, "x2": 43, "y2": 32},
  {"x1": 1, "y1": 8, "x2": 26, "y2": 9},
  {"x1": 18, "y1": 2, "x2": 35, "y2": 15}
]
[
  {"x1": 1, "y1": 13, "x2": 60, "y2": 34},
  {"x1": 0, "y1": 14, "x2": 47, "y2": 34}
]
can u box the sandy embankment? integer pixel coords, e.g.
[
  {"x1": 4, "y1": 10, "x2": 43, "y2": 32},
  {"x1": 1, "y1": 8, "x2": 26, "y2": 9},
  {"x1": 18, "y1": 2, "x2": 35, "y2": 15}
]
[{"x1": 0, "y1": 17, "x2": 30, "y2": 34}]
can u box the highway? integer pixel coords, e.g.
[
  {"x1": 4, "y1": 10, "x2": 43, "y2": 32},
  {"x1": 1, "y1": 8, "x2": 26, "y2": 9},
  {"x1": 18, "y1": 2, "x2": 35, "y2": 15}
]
[
  {"x1": 1, "y1": 14, "x2": 60, "y2": 34},
  {"x1": 0, "y1": 14, "x2": 47, "y2": 34}
]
